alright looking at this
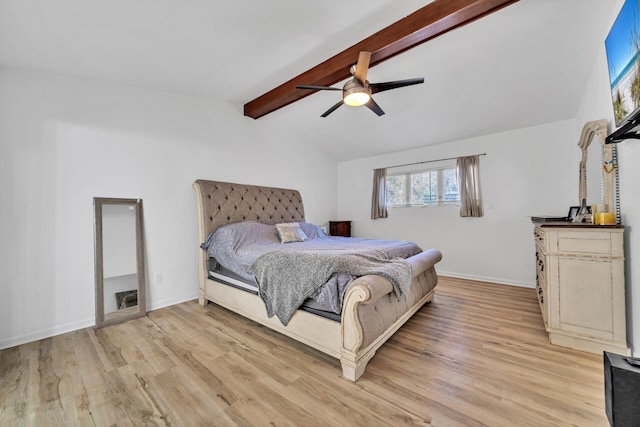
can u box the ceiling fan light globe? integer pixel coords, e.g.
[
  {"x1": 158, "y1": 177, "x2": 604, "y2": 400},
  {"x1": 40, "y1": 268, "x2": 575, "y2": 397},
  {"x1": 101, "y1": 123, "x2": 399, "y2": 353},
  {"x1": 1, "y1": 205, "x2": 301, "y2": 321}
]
[
  {"x1": 343, "y1": 79, "x2": 371, "y2": 107},
  {"x1": 344, "y1": 91, "x2": 370, "y2": 106}
]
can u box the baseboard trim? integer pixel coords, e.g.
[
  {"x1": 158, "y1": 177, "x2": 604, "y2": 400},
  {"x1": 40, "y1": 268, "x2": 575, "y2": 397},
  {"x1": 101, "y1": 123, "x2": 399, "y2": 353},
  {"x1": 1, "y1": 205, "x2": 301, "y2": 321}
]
[
  {"x1": 0, "y1": 292, "x2": 199, "y2": 351},
  {"x1": 437, "y1": 270, "x2": 534, "y2": 288},
  {"x1": 0, "y1": 317, "x2": 95, "y2": 351},
  {"x1": 147, "y1": 292, "x2": 199, "y2": 312}
]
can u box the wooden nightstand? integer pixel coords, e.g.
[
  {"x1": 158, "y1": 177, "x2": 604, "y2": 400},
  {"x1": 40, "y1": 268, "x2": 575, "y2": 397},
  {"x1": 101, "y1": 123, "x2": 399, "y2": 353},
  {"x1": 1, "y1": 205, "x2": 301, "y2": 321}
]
[{"x1": 329, "y1": 221, "x2": 351, "y2": 237}]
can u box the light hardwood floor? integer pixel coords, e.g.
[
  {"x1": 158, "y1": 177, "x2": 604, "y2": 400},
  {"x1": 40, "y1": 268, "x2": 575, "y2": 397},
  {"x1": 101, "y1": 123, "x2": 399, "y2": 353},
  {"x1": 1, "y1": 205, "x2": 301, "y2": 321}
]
[{"x1": 0, "y1": 277, "x2": 609, "y2": 426}]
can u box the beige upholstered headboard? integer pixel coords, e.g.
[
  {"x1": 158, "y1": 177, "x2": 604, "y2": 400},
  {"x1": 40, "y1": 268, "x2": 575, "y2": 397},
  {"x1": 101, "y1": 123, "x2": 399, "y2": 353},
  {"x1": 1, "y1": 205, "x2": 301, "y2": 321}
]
[{"x1": 193, "y1": 180, "x2": 305, "y2": 239}]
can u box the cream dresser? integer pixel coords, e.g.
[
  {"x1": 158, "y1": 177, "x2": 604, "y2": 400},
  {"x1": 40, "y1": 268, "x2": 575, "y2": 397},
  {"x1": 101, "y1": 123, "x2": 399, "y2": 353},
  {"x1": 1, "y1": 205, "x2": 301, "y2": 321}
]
[{"x1": 533, "y1": 220, "x2": 628, "y2": 354}]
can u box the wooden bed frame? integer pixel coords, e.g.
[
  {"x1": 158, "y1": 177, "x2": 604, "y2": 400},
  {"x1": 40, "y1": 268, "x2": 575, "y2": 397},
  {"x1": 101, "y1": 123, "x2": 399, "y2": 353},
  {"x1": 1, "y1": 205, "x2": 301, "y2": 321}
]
[{"x1": 193, "y1": 179, "x2": 442, "y2": 381}]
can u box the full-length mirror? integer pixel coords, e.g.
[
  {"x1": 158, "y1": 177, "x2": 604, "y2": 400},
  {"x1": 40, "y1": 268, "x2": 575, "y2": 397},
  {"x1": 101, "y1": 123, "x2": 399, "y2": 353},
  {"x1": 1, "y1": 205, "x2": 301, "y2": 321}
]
[{"x1": 94, "y1": 197, "x2": 146, "y2": 328}]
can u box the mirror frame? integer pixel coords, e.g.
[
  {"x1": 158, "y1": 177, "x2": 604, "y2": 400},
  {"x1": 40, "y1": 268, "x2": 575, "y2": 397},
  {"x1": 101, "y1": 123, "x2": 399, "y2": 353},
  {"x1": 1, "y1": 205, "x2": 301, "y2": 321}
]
[
  {"x1": 94, "y1": 197, "x2": 146, "y2": 328},
  {"x1": 577, "y1": 119, "x2": 618, "y2": 222}
]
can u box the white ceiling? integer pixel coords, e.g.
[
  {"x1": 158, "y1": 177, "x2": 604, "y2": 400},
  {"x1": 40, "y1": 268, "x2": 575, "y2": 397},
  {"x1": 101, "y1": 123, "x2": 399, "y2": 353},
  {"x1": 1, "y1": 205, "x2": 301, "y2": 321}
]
[{"x1": 0, "y1": 0, "x2": 618, "y2": 161}]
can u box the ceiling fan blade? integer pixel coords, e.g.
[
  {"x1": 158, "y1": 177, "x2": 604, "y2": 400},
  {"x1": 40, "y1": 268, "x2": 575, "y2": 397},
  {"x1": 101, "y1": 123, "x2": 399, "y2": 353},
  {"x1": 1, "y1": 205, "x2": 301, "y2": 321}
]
[
  {"x1": 321, "y1": 100, "x2": 344, "y2": 117},
  {"x1": 370, "y1": 78, "x2": 424, "y2": 94},
  {"x1": 354, "y1": 51, "x2": 371, "y2": 84},
  {"x1": 365, "y1": 98, "x2": 385, "y2": 116},
  {"x1": 297, "y1": 85, "x2": 341, "y2": 91}
]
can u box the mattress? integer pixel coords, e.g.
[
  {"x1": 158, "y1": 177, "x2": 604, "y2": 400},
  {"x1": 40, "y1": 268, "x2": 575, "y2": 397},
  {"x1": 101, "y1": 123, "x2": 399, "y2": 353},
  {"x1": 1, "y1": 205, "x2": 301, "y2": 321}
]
[{"x1": 208, "y1": 264, "x2": 341, "y2": 322}]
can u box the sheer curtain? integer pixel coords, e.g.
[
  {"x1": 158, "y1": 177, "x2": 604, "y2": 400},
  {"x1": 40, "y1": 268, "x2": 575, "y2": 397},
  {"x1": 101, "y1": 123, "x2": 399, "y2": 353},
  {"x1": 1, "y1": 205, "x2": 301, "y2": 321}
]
[
  {"x1": 371, "y1": 168, "x2": 388, "y2": 219},
  {"x1": 457, "y1": 155, "x2": 483, "y2": 217}
]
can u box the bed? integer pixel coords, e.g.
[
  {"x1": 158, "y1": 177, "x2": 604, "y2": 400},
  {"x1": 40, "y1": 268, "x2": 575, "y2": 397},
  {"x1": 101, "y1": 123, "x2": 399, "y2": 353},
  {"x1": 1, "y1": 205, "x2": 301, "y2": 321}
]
[{"x1": 193, "y1": 179, "x2": 442, "y2": 381}]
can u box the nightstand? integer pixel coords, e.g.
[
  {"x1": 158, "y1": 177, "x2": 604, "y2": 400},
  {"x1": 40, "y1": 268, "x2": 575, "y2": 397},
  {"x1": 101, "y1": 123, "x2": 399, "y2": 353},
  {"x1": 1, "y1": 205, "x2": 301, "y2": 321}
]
[{"x1": 329, "y1": 221, "x2": 351, "y2": 237}]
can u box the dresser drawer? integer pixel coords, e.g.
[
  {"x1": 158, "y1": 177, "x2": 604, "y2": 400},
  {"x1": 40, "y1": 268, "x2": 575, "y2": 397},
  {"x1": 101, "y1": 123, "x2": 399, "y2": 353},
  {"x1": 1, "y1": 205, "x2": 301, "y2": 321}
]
[
  {"x1": 557, "y1": 231, "x2": 612, "y2": 256},
  {"x1": 534, "y1": 227, "x2": 546, "y2": 250},
  {"x1": 535, "y1": 249, "x2": 548, "y2": 328}
]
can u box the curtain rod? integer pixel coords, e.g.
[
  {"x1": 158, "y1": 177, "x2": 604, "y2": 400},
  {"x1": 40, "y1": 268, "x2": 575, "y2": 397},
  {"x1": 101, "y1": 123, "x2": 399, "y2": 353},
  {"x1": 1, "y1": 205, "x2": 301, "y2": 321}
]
[{"x1": 383, "y1": 153, "x2": 487, "y2": 170}]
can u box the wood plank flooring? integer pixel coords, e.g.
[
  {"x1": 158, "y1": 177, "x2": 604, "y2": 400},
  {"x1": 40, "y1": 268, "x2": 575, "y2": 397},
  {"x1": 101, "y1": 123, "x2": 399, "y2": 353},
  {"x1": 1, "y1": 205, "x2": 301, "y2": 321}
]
[{"x1": 0, "y1": 277, "x2": 609, "y2": 426}]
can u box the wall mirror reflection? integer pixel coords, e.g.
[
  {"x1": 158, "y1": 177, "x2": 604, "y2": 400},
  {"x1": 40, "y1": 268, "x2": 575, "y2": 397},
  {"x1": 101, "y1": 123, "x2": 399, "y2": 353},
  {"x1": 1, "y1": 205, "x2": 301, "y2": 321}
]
[{"x1": 94, "y1": 197, "x2": 146, "y2": 328}]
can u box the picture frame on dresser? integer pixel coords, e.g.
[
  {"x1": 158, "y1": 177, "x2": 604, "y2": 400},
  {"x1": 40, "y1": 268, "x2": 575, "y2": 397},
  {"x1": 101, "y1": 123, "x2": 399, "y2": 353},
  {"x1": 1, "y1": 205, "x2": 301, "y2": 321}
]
[{"x1": 568, "y1": 206, "x2": 580, "y2": 221}]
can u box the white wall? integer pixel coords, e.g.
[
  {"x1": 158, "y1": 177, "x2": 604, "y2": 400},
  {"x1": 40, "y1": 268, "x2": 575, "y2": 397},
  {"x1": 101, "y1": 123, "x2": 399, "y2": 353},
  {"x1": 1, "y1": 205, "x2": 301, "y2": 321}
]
[
  {"x1": 337, "y1": 120, "x2": 579, "y2": 287},
  {"x1": 0, "y1": 68, "x2": 337, "y2": 349},
  {"x1": 576, "y1": 0, "x2": 639, "y2": 355}
]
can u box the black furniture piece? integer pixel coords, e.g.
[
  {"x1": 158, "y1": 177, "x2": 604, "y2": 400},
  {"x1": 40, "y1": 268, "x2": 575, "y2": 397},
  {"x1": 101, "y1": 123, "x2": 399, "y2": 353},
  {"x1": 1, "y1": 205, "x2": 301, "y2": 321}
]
[{"x1": 604, "y1": 351, "x2": 640, "y2": 426}]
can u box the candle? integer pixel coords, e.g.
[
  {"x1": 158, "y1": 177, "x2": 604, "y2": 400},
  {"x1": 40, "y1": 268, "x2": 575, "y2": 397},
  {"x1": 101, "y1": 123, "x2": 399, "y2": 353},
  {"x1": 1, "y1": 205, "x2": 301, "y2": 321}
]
[{"x1": 595, "y1": 212, "x2": 616, "y2": 225}]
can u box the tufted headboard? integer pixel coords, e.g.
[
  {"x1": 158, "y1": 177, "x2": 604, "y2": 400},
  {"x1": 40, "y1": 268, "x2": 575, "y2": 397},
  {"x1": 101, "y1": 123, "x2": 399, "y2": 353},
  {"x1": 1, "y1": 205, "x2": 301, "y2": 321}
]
[{"x1": 193, "y1": 179, "x2": 305, "y2": 239}]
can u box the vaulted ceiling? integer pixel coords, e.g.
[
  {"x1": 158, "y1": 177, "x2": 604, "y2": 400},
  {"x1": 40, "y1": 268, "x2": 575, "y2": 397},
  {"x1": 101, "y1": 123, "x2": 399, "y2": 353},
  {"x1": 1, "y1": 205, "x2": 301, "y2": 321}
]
[{"x1": 0, "y1": 0, "x2": 618, "y2": 161}]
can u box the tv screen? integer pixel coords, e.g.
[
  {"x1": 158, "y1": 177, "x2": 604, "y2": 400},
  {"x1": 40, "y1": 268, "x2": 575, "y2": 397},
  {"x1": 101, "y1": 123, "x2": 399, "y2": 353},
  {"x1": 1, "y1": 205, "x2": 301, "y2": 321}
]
[{"x1": 606, "y1": 0, "x2": 640, "y2": 127}]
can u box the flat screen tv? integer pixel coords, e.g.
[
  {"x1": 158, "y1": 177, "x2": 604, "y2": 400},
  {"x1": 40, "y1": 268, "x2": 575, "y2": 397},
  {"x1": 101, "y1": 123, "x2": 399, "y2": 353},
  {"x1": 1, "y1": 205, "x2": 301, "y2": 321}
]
[{"x1": 605, "y1": 0, "x2": 640, "y2": 127}]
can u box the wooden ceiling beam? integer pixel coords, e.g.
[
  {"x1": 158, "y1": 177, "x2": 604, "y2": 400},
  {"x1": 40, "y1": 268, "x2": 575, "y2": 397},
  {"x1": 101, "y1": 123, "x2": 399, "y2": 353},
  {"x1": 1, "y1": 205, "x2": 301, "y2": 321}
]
[{"x1": 243, "y1": 0, "x2": 518, "y2": 119}]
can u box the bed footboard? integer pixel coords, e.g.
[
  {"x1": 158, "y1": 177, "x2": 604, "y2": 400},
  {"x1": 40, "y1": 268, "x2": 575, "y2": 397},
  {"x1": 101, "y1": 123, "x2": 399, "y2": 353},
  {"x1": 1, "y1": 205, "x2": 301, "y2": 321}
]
[{"x1": 340, "y1": 249, "x2": 442, "y2": 381}]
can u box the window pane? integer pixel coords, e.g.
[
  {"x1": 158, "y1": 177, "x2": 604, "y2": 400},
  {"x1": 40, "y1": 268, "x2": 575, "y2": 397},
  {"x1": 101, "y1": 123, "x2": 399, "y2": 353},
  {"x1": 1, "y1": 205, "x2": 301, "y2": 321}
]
[
  {"x1": 410, "y1": 173, "x2": 422, "y2": 204},
  {"x1": 443, "y1": 168, "x2": 460, "y2": 202},
  {"x1": 426, "y1": 171, "x2": 438, "y2": 204},
  {"x1": 386, "y1": 175, "x2": 406, "y2": 205}
]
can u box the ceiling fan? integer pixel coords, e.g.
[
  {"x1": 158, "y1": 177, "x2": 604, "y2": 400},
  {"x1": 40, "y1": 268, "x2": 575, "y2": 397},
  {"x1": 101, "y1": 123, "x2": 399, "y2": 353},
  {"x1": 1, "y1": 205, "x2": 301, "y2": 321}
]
[{"x1": 296, "y1": 51, "x2": 424, "y2": 117}]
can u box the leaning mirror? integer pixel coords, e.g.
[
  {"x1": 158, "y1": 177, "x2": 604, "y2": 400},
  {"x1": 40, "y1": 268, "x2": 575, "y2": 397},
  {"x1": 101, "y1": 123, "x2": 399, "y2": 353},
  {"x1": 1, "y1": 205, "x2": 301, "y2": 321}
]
[{"x1": 94, "y1": 197, "x2": 146, "y2": 328}]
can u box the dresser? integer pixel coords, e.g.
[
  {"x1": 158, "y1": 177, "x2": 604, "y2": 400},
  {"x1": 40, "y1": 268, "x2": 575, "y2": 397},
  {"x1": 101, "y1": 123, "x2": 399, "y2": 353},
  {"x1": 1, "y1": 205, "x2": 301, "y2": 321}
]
[
  {"x1": 533, "y1": 220, "x2": 628, "y2": 355},
  {"x1": 329, "y1": 220, "x2": 351, "y2": 237}
]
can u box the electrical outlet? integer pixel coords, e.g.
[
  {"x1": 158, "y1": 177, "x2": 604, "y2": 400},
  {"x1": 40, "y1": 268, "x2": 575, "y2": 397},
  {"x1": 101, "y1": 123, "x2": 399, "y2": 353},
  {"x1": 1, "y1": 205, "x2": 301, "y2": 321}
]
[{"x1": 155, "y1": 273, "x2": 162, "y2": 285}]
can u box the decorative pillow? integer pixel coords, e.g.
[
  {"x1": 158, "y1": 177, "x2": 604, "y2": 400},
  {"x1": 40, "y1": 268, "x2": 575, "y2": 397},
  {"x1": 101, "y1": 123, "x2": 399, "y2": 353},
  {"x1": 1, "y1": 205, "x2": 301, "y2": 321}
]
[{"x1": 276, "y1": 222, "x2": 307, "y2": 243}]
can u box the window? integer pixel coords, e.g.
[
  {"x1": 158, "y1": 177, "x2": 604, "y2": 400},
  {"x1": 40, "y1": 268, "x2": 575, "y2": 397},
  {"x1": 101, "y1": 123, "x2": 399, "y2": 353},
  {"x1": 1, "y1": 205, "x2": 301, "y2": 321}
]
[{"x1": 386, "y1": 165, "x2": 460, "y2": 207}]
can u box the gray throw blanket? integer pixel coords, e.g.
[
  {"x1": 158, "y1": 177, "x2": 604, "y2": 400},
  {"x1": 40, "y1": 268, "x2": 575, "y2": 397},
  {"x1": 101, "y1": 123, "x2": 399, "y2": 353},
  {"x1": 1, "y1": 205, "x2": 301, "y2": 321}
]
[
  {"x1": 250, "y1": 250, "x2": 413, "y2": 326},
  {"x1": 309, "y1": 273, "x2": 353, "y2": 315}
]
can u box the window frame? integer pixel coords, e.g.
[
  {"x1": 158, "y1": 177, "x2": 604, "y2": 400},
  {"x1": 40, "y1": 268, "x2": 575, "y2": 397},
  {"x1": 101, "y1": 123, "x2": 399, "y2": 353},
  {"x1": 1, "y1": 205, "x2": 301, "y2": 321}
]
[{"x1": 386, "y1": 163, "x2": 460, "y2": 208}]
